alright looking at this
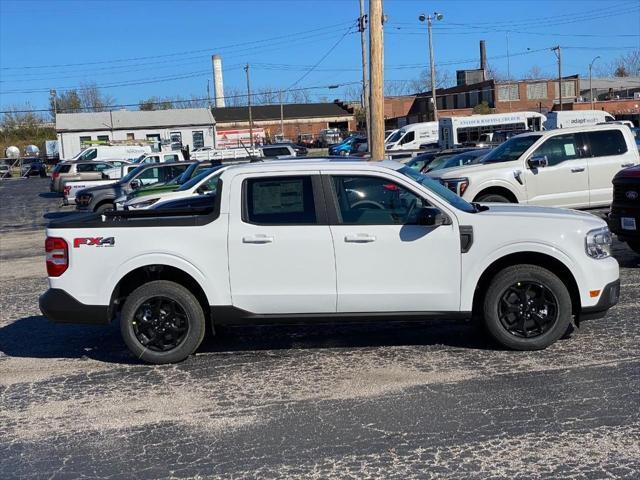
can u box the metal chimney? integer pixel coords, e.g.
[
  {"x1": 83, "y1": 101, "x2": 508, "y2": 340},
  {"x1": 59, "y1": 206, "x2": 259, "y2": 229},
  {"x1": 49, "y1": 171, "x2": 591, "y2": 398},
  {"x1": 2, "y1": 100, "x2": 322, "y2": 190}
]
[
  {"x1": 479, "y1": 40, "x2": 487, "y2": 80},
  {"x1": 212, "y1": 54, "x2": 225, "y2": 108}
]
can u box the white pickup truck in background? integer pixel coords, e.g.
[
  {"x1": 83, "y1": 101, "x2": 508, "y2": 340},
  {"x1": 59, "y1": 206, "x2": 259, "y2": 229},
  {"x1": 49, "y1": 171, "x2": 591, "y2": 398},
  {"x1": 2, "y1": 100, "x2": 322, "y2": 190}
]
[{"x1": 41, "y1": 159, "x2": 619, "y2": 364}]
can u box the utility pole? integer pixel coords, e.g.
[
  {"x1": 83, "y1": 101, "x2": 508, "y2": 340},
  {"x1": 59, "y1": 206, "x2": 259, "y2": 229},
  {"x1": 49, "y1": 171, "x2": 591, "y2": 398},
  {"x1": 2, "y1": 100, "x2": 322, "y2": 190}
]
[
  {"x1": 244, "y1": 64, "x2": 254, "y2": 150},
  {"x1": 589, "y1": 55, "x2": 601, "y2": 110},
  {"x1": 369, "y1": 0, "x2": 384, "y2": 160},
  {"x1": 358, "y1": 0, "x2": 371, "y2": 146},
  {"x1": 207, "y1": 80, "x2": 211, "y2": 109},
  {"x1": 553, "y1": 46, "x2": 562, "y2": 111},
  {"x1": 279, "y1": 90, "x2": 284, "y2": 140},
  {"x1": 419, "y1": 12, "x2": 443, "y2": 121}
]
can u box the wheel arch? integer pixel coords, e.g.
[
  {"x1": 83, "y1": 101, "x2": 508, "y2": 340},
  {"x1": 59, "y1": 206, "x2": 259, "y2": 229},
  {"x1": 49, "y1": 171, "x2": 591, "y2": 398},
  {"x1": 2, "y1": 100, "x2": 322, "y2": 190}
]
[
  {"x1": 471, "y1": 251, "x2": 581, "y2": 320},
  {"x1": 109, "y1": 264, "x2": 211, "y2": 328},
  {"x1": 473, "y1": 186, "x2": 519, "y2": 203}
]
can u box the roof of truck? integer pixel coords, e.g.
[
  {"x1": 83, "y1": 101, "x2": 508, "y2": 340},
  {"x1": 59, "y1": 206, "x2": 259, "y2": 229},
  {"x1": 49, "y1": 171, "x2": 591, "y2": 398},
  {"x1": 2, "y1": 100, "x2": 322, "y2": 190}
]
[{"x1": 224, "y1": 158, "x2": 406, "y2": 173}]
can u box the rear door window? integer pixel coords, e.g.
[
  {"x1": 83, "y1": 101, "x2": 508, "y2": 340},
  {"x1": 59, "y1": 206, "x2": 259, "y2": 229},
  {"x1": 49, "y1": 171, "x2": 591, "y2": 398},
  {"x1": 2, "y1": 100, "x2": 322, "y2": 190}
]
[
  {"x1": 57, "y1": 164, "x2": 72, "y2": 174},
  {"x1": 164, "y1": 154, "x2": 180, "y2": 162},
  {"x1": 586, "y1": 130, "x2": 628, "y2": 157},
  {"x1": 244, "y1": 176, "x2": 317, "y2": 224}
]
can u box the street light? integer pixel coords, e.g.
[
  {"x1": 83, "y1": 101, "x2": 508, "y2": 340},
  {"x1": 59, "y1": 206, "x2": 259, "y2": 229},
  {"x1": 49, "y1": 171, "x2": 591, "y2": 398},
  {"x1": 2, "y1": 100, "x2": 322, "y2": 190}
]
[
  {"x1": 589, "y1": 56, "x2": 601, "y2": 110},
  {"x1": 419, "y1": 12, "x2": 443, "y2": 121}
]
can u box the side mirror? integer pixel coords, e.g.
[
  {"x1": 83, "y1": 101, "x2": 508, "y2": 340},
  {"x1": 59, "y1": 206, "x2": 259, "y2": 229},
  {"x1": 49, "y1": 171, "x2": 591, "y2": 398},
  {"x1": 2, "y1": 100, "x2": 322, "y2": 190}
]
[
  {"x1": 130, "y1": 179, "x2": 141, "y2": 190},
  {"x1": 528, "y1": 155, "x2": 548, "y2": 169},
  {"x1": 417, "y1": 207, "x2": 451, "y2": 227}
]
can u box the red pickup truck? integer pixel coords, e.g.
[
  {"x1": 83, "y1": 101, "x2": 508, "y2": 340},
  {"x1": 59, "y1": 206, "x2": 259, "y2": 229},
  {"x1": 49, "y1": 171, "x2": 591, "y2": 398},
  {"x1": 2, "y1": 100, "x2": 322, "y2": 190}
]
[{"x1": 609, "y1": 165, "x2": 640, "y2": 254}]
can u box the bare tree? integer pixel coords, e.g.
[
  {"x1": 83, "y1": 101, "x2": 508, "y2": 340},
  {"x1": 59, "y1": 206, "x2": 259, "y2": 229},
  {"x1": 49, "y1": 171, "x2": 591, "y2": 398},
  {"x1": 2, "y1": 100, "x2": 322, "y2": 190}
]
[
  {"x1": 595, "y1": 50, "x2": 640, "y2": 78},
  {"x1": 288, "y1": 88, "x2": 312, "y2": 103},
  {"x1": 1, "y1": 104, "x2": 44, "y2": 130},
  {"x1": 50, "y1": 90, "x2": 82, "y2": 117},
  {"x1": 405, "y1": 68, "x2": 453, "y2": 94},
  {"x1": 523, "y1": 65, "x2": 547, "y2": 80},
  {"x1": 78, "y1": 82, "x2": 115, "y2": 111}
]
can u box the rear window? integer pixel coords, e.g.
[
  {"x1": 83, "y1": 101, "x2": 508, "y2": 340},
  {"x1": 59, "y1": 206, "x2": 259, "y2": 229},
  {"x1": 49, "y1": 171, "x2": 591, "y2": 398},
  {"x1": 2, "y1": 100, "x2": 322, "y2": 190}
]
[
  {"x1": 587, "y1": 130, "x2": 628, "y2": 157},
  {"x1": 57, "y1": 164, "x2": 72, "y2": 173},
  {"x1": 245, "y1": 176, "x2": 316, "y2": 225},
  {"x1": 262, "y1": 147, "x2": 291, "y2": 157}
]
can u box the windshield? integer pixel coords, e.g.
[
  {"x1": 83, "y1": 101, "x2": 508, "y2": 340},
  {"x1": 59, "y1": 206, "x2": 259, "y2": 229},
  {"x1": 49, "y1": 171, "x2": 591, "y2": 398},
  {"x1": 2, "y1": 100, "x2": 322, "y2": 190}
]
[
  {"x1": 481, "y1": 135, "x2": 541, "y2": 163},
  {"x1": 424, "y1": 155, "x2": 455, "y2": 172},
  {"x1": 177, "y1": 166, "x2": 222, "y2": 191},
  {"x1": 399, "y1": 166, "x2": 476, "y2": 213},
  {"x1": 132, "y1": 154, "x2": 146, "y2": 163},
  {"x1": 386, "y1": 130, "x2": 404, "y2": 143}
]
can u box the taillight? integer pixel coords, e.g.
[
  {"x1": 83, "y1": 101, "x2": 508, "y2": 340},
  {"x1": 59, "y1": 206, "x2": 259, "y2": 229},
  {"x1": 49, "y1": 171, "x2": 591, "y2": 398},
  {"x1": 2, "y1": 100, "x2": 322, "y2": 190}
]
[
  {"x1": 52, "y1": 172, "x2": 60, "y2": 179},
  {"x1": 45, "y1": 237, "x2": 68, "y2": 277},
  {"x1": 383, "y1": 183, "x2": 400, "y2": 191},
  {"x1": 63, "y1": 185, "x2": 71, "y2": 196}
]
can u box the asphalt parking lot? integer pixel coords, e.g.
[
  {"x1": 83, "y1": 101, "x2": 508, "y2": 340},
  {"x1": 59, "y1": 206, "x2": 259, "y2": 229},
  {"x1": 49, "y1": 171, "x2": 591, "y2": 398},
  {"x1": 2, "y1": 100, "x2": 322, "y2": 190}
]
[{"x1": 1, "y1": 177, "x2": 639, "y2": 479}]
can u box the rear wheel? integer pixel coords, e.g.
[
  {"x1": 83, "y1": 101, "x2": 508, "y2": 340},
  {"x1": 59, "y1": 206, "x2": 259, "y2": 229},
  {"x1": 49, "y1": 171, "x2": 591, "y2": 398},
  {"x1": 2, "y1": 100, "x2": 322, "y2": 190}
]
[
  {"x1": 627, "y1": 241, "x2": 640, "y2": 255},
  {"x1": 482, "y1": 265, "x2": 572, "y2": 350},
  {"x1": 475, "y1": 193, "x2": 512, "y2": 203},
  {"x1": 120, "y1": 280, "x2": 206, "y2": 364}
]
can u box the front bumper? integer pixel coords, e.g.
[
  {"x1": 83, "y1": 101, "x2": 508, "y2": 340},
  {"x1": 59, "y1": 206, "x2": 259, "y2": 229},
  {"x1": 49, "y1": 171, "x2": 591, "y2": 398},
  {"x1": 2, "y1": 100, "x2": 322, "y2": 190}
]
[
  {"x1": 39, "y1": 288, "x2": 110, "y2": 325},
  {"x1": 608, "y1": 211, "x2": 640, "y2": 241},
  {"x1": 579, "y1": 279, "x2": 620, "y2": 322}
]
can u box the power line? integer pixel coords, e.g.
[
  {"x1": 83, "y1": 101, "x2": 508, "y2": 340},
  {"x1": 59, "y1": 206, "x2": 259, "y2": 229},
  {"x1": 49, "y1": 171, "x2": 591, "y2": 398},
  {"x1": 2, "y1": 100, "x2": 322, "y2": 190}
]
[
  {"x1": 286, "y1": 24, "x2": 356, "y2": 90},
  {"x1": 0, "y1": 21, "x2": 355, "y2": 70},
  {"x1": 0, "y1": 81, "x2": 361, "y2": 114}
]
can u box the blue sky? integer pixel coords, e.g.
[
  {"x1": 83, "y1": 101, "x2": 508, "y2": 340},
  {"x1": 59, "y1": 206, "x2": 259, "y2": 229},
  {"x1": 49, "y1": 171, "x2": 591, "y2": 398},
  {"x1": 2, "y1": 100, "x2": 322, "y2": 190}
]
[{"x1": 1, "y1": 0, "x2": 639, "y2": 112}]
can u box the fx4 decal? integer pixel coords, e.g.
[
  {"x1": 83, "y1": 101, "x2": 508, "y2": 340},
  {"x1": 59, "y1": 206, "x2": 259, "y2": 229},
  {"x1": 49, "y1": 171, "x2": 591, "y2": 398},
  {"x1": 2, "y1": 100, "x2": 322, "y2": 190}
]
[{"x1": 73, "y1": 237, "x2": 115, "y2": 248}]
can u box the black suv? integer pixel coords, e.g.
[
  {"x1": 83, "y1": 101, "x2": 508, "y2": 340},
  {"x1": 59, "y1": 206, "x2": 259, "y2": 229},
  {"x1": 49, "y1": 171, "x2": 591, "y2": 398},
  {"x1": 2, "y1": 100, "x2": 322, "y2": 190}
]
[{"x1": 609, "y1": 165, "x2": 640, "y2": 254}]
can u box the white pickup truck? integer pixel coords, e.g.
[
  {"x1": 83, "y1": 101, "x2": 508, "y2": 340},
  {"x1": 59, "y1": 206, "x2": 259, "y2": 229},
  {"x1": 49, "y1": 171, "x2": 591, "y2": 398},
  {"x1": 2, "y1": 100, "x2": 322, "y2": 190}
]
[
  {"x1": 40, "y1": 159, "x2": 620, "y2": 364},
  {"x1": 432, "y1": 124, "x2": 639, "y2": 208}
]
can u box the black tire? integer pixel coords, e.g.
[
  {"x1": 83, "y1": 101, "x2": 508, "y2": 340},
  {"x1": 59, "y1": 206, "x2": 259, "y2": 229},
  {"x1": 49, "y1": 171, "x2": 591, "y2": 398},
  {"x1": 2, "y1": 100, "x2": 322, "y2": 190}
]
[
  {"x1": 627, "y1": 241, "x2": 640, "y2": 255},
  {"x1": 95, "y1": 202, "x2": 114, "y2": 214},
  {"x1": 475, "y1": 193, "x2": 512, "y2": 203},
  {"x1": 120, "y1": 280, "x2": 206, "y2": 364},
  {"x1": 483, "y1": 265, "x2": 572, "y2": 350}
]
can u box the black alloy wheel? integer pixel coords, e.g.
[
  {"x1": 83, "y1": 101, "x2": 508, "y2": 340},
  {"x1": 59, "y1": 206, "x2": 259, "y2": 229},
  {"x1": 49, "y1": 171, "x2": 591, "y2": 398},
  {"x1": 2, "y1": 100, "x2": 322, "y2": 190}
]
[
  {"x1": 498, "y1": 282, "x2": 558, "y2": 338},
  {"x1": 132, "y1": 296, "x2": 189, "y2": 352}
]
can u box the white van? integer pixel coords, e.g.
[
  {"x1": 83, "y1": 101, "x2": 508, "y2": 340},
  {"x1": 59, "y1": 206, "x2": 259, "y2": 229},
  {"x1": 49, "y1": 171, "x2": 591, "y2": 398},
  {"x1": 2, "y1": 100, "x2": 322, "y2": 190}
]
[
  {"x1": 385, "y1": 122, "x2": 439, "y2": 151},
  {"x1": 544, "y1": 110, "x2": 615, "y2": 130},
  {"x1": 70, "y1": 145, "x2": 152, "y2": 163}
]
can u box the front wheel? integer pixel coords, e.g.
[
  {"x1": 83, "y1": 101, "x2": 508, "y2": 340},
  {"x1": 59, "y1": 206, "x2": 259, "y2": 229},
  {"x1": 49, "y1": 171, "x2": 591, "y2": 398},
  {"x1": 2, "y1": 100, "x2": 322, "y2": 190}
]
[
  {"x1": 95, "y1": 203, "x2": 114, "y2": 214},
  {"x1": 475, "y1": 193, "x2": 512, "y2": 203},
  {"x1": 483, "y1": 265, "x2": 572, "y2": 350},
  {"x1": 120, "y1": 280, "x2": 206, "y2": 364}
]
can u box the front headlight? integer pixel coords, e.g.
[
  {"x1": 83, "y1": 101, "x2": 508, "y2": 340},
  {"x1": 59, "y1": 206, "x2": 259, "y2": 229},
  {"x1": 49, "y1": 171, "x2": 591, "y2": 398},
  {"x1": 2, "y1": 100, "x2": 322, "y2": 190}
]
[
  {"x1": 440, "y1": 177, "x2": 469, "y2": 197},
  {"x1": 585, "y1": 226, "x2": 612, "y2": 259},
  {"x1": 128, "y1": 198, "x2": 159, "y2": 209}
]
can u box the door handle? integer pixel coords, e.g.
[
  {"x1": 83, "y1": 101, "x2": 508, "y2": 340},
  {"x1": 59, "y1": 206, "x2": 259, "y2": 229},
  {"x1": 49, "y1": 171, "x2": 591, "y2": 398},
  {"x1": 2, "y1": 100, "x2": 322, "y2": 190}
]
[
  {"x1": 242, "y1": 234, "x2": 274, "y2": 244},
  {"x1": 621, "y1": 163, "x2": 635, "y2": 168},
  {"x1": 571, "y1": 167, "x2": 585, "y2": 173},
  {"x1": 345, "y1": 233, "x2": 376, "y2": 243}
]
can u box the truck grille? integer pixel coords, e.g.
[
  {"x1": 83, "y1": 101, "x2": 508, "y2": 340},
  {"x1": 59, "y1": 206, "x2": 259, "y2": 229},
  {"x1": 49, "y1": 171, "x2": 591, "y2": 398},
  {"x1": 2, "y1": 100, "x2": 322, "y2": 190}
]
[{"x1": 613, "y1": 184, "x2": 640, "y2": 204}]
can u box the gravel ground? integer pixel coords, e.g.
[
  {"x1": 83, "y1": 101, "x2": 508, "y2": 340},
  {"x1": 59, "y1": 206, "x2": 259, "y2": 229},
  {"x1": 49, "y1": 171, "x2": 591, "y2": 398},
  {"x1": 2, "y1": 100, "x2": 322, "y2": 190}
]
[{"x1": 1, "y1": 177, "x2": 639, "y2": 479}]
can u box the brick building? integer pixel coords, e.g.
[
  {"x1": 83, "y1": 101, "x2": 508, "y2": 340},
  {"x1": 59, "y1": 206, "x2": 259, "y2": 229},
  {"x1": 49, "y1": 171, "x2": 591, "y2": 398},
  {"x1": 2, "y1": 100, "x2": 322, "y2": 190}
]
[
  {"x1": 402, "y1": 76, "x2": 581, "y2": 125},
  {"x1": 211, "y1": 102, "x2": 356, "y2": 143}
]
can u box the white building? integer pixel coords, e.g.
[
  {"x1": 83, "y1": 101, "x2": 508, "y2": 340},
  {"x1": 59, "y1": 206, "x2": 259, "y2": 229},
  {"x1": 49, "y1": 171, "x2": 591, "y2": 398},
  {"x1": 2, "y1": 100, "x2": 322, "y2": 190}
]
[{"x1": 56, "y1": 108, "x2": 216, "y2": 158}]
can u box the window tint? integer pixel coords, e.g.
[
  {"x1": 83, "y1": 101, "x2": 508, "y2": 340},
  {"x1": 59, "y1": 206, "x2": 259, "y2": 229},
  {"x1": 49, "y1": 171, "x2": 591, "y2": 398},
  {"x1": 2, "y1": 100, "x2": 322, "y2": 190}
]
[
  {"x1": 262, "y1": 147, "x2": 290, "y2": 157},
  {"x1": 78, "y1": 148, "x2": 97, "y2": 161},
  {"x1": 246, "y1": 176, "x2": 316, "y2": 224},
  {"x1": 164, "y1": 154, "x2": 179, "y2": 162},
  {"x1": 332, "y1": 176, "x2": 428, "y2": 225},
  {"x1": 162, "y1": 164, "x2": 189, "y2": 182},
  {"x1": 531, "y1": 133, "x2": 580, "y2": 166},
  {"x1": 76, "y1": 163, "x2": 96, "y2": 172},
  {"x1": 401, "y1": 131, "x2": 415, "y2": 144},
  {"x1": 586, "y1": 130, "x2": 627, "y2": 157},
  {"x1": 58, "y1": 164, "x2": 71, "y2": 174},
  {"x1": 138, "y1": 167, "x2": 160, "y2": 180},
  {"x1": 95, "y1": 163, "x2": 111, "y2": 171}
]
